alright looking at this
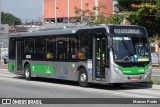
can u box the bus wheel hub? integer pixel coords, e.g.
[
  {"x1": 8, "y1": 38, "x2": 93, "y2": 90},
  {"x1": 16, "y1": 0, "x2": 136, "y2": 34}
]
[
  {"x1": 25, "y1": 69, "x2": 29, "y2": 77},
  {"x1": 80, "y1": 73, "x2": 86, "y2": 82}
]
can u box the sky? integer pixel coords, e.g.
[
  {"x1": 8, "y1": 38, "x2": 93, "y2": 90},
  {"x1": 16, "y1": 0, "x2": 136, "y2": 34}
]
[{"x1": 1, "y1": 0, "x2": 43, "y2": 21}]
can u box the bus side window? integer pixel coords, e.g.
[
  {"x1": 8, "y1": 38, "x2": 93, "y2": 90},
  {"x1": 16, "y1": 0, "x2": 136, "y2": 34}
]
[
  {"x1": 46, "y1": 49, "x2": 53, "y2": 59},
  {"x1": 9, "y1": 38, "x2": 16, "y2": 60},
  {"x1": 75, "y1": 49, "x2": 85, "y2": 60},
  {"x1": 24, "y1": 38, "x2": 34, "y2": 59},
  {"x1": 46, "y1": 37, "x2": 56, "y2": 60},
  {"x1": 57, "y1": 37, "x2": 67, "y2": 60},
  {"x1": 67, "y1": 35, "x2": 78, "y2": 60},
  {"x1": 35, "y1": 37, "x2": 46, "y2": 60},
  {"x1": 79, "y1": 35, "x2": 92, "y2": 60}
]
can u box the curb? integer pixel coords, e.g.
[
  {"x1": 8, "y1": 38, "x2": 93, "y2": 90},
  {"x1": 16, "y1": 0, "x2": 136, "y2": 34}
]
[
  {"x1": 0, "y1": 69, "x2": 8, "y2": 71},
  {"x1": 132, "y1": 83, "x2": 160, "y2": 89},
  {"x1": 152, "y1": 85, "x2": 160, "y2": 89}
]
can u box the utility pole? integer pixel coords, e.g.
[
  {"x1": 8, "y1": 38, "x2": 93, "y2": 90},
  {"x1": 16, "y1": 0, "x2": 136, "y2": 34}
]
[
  {"x1": 95, "y1": 0, "x2": 98, "y2": 20},
  {"x1": 55, "y1": 0, "x2": 57, "y2": 26},
  {"x1": 80, "y1": 0, "x2": 83, "y2": 22},
  {"x1": 42, "y1": 0, "x2": 44, "y2": 26},
  {"x1": 68, "y1": 0, "x2": 70, "y2": 25}
]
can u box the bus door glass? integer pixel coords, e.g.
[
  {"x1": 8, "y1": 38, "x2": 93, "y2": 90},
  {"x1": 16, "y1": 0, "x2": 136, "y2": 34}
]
[
  {"x1": 95, "y1": 37, "x2": 106, "y2": 80},
  {"x1": 16, "y1": 39, "x2": 23, "y2": 73}
]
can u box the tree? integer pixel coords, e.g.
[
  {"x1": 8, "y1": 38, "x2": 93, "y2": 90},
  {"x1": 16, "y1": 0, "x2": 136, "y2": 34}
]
[
  {"x1": 118, "y1": 0, "x2": 160, "y2": 37},
  {"x1": 74, "y1": 3, "x2": 125, "y2": 25},
  {"x1": 1, "y1": 12, "x2": 22, "y2": 25},
  {"x1": 129, "y1": 1, "x2": 160, "y2": 37},
  {"x1": 95, "y1": 13, "x2": 127, "y2": 25},
  {"x1": 74, "y1": 3, "x2": 97, "y2": 25}
]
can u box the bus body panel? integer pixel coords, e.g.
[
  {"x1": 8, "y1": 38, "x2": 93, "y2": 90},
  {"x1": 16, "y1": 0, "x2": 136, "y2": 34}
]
[
  {"x1": 8, "y1": 60, "x2": 16, "y2": 73},
  {"x1": 22, "y1": 60, "x2": 93, "y2": 82}
]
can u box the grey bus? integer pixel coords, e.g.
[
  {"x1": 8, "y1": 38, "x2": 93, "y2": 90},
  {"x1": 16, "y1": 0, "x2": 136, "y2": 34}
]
[{"x1": 8, "y1": 24, "x2": 152, "y2": 87}]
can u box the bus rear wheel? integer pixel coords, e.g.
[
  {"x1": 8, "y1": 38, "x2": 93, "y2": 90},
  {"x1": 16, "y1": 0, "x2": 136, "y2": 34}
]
[
  {"x1": 24, "y1": 64, "x2": 31, "y2": 80},
  {"x1": 78, "y1": 68, "x2": 88, "y2": 87}
]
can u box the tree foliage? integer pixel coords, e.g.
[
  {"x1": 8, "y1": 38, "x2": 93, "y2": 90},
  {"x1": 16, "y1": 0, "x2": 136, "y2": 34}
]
[
  {"x1": 1, "y1": 12, "x2": 22, "y2": 25},
  {"x1": 74, "y1": 3, "x2": 125, "y2": 25},
  {"x1": 118, "y1": 0, "x2": 160, "y2": 37},
  {"x1": 73, "y1": 1, "x2": 160, "y2": 37},
  {"x1": 95, "y1": 13, "x2": 127, "y2": 25},
  {"x1": 74, "y1": 4, "x2": 97, "y2": 24}
]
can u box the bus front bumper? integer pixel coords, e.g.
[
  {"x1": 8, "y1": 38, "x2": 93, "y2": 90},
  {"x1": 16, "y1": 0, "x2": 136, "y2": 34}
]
[{"x1": 109, "y1": 70, "x2": 152, "y2": 83}]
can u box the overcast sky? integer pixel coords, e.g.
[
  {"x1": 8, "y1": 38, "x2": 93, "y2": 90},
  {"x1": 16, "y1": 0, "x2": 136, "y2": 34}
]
[{"x1": 1, "y1": 0, "x2": 42, "y2": 21}]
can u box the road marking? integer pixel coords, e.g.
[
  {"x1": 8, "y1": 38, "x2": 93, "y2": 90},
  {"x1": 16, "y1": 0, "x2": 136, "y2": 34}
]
[{"x1": 152, "y1": 75, "x2": 160, "y2": 76}]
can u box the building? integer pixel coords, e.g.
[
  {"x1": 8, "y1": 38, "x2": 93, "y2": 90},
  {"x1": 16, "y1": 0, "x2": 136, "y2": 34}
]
[
  {"x1": 43, "y1": 0, "x2": 115, "y2": 26},
  {"x1": 0, "y1": 24, "x2": 9, "y2": 48}
]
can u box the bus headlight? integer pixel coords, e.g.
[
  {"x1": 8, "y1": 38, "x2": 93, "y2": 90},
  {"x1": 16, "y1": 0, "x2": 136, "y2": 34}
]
[{"x1": 113, "y1": 66, "x2": 121, "y2": 74}]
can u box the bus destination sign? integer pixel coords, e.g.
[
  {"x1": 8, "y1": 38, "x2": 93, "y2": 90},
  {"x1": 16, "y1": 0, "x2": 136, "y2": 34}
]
[{"x1": 114, "y1": 29, "x2": 141, "y2": 34}]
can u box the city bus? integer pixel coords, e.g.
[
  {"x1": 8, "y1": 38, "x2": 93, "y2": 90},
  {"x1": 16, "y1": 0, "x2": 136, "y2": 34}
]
[{"x1": 8, "y1": 24, "x2": 152, "y2": 87}]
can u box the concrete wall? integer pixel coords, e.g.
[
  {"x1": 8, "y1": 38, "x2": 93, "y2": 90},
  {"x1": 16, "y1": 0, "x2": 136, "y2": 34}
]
[
  {"x1": 44, "y1": 0, "x2": 55, "y2": 18},
  {"x1": 44, "y1": 0, "x2": 113, "y2": 18}
]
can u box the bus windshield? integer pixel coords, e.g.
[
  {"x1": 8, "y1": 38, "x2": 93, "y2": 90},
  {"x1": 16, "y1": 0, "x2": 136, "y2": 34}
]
[{"x1": 113, "y1": 36, "x2": 150, "y2": 62}]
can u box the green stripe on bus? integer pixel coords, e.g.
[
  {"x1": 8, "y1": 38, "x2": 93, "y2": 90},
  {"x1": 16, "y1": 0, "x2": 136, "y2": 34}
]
[
  {"x1": 30, "y1": 64, "x2": 54, "y2": 75},
  {"x1": 118, "y1": 65, "x2": 148, "y2": 75},
  {"x1": 8, "y1": 62, "x2": 16, "y2": 72}
]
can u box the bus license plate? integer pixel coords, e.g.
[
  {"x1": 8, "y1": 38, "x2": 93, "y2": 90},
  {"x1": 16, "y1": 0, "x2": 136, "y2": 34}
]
[{"x1": 130, "y1": 77, "x2": 139, "y2": 81}]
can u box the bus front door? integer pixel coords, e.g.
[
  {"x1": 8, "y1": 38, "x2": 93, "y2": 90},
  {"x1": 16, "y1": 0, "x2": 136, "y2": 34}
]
[
  {"x1": 94, "y1": 37, "x2": 106, "y2": 80},
  {"x1": 16, "y1": 40, "x2": 23, "y2": 74}
]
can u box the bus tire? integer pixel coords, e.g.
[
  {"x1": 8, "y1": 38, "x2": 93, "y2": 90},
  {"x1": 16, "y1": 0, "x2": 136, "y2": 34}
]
[
  {"x1": 24, "y1": 64, "x2": 31, "y2": 80},
  {"x1": 78, "y1": 68, "x2": 88, "y2": 87}
]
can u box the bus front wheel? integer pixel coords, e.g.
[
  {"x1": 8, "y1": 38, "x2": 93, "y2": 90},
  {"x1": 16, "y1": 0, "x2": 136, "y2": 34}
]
[
  {"x1": 78, "y1": 68, "x2": 88, "y2": 87},
  {"x1": 24, "y1": 64, "x2": 31, "y2": 80}
]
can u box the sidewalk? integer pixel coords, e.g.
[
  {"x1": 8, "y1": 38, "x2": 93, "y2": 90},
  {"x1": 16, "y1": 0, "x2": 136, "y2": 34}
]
[{"x1": 0, "y1": 64, "x2": 8, "y2": 69}]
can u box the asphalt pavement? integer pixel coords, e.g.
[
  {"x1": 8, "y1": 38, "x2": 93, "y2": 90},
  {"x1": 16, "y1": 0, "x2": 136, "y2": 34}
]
[
  {"x1": 0, "y1": 66, "x2": 160, "y2": 107},
  {"x1": 0, "y1": 69, "x2": 160, "y2": 98}
]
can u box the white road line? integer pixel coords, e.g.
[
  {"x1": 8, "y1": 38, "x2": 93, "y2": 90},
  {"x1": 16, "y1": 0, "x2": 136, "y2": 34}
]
[{"x1": 151, "y1": 75, "x2": 160, "y2": 77}]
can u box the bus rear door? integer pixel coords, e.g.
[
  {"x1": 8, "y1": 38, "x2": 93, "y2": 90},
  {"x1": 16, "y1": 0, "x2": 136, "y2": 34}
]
[{"x1": 16, "y1": 39, "x2": 23, "y2": 74}]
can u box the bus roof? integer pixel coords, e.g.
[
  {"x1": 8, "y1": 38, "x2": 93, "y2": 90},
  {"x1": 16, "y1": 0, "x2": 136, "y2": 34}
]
[{"x1": 9, "y1": 24, "x2": 146, "y2": 38}]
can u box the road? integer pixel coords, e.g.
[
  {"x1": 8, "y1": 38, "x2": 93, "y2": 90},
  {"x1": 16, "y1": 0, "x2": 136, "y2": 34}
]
[
  {"x1": 0, "y1": 65, "x2": 160, "y2": 106},
  {"x1": 152, "y1": 68, "x2": 160, "y2": 77},
  {"x1": 0, "y1": 68, "x2": 160, "y2": 98}
]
